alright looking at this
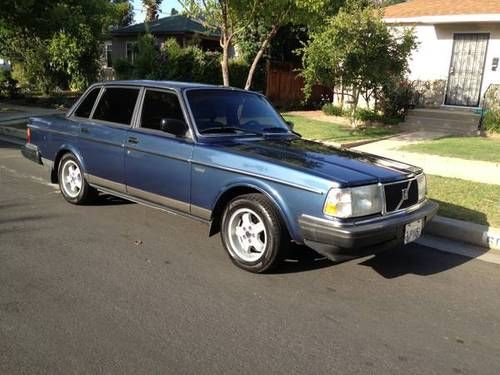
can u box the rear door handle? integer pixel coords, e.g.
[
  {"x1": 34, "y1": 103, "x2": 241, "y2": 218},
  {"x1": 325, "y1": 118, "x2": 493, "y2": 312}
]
[
  {"x1": 81, "y1": 127, "x2": 89, "y2": 134},
  {"x1": 127, "y1": 137, "x2": 139, "y2": 144}
]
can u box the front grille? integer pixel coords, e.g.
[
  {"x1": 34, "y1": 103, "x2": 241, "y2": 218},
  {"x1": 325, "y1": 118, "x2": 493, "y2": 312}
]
[{"x1": 384, "y1": 179, "x2": 418, "y2": 213}]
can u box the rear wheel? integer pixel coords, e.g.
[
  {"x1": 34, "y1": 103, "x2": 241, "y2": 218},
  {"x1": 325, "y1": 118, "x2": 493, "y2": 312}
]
[
  {"x1": 221, "y1": 193, "x2": 288, "y2": 273},
  {"x1": 58, "y1": 153, "x2": 97, "y2": 204}
]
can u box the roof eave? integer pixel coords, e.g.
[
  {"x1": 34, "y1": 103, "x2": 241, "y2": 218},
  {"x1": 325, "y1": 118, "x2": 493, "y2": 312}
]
[{"x1": 384, "y1": 13, "x2": 500, "y2": 25}]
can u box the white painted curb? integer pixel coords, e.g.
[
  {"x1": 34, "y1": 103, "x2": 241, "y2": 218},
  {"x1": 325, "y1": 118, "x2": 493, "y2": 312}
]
[{"x1": 425, "y1": 216, "x2": 500, "y2": 251}]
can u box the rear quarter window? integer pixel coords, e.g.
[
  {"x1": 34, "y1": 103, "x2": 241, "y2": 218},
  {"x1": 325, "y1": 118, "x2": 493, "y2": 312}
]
[
  {"x1": 92, "y1": 87, "x2": 140, "y2": 125},
  {"x1": 74, "y1": 87, "x2": 100, "y2": 118}
]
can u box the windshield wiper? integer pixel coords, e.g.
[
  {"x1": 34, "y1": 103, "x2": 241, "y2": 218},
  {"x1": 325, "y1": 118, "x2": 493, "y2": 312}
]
[{"x1": 200, "y1": 126, "x2": 264, "y2": 136}]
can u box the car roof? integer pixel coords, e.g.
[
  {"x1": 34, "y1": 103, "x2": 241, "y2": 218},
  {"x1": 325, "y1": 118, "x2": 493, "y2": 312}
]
[{"x1": 97, "y1": 80, "x2": 249, "y2": 93}]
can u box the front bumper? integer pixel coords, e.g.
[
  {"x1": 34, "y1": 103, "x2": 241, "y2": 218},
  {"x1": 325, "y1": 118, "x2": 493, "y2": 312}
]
[
  {"x1": 21, "y1": 143, "x2": 42, "y2": 164},
  {"x1": 299, "y1": 200, "x2": 439, "y2": 261}
]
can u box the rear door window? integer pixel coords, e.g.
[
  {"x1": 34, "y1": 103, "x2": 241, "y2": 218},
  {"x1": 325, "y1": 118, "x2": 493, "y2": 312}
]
[
  {"x1": 140, "y1": 89, "x2": 185, "y2": 131},
  {"x1": 92, "y1": 87, "x2": 140, "y2": 125},
  {"x1": 74, "y1": 87, "x2": 100, "y2": 118}
]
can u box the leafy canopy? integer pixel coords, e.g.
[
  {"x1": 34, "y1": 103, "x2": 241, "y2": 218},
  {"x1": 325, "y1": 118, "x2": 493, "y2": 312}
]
[
  {"x1": 0, "y1": 0, "x2": 127, "y2": 92},
  {"x1": 300, "y1": 3, "x2": 416, "y2": 110}
]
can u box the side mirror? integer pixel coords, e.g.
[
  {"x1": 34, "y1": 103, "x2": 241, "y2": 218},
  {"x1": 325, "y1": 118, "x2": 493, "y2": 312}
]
[
  {"x1": 285, "y1": 120, "x2": 294, "y2": 130},
  {"x1": 160, "y1": 118, "x2": 188, "y2": 137}
]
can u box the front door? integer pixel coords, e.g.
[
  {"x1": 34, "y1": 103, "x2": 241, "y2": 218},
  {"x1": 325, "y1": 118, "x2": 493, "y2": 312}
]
[
  {"x1": 445, "y1": 33, "x2": 489, "y2": 107},
  {"x1": 125, "y1": 88, "x2": 193, "y2": 213}
]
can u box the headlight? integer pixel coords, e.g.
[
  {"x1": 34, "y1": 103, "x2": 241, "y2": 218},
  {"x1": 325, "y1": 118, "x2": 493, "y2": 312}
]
[
  {"x1": 323, "y1": 184, "x2": 382, "y2": 218},
  {"x1": 416, "y1": 173, "x2": 427, "y2": 202}
]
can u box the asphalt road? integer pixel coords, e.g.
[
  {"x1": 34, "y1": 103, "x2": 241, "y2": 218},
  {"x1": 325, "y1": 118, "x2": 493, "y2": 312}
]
[{"x1": 1, "y1": 140, "x2": 500, "y2": 374}]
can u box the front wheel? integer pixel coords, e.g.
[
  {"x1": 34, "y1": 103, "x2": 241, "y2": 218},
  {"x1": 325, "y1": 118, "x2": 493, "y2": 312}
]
[
  {"x1": 58, "y1": 153, "x2": 97, "y2": 204},
  {"x1": 221, "y1": 193, "x2": 288, "y2": 273}
]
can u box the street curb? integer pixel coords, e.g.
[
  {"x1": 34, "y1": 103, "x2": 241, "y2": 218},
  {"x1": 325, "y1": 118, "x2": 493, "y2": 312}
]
[
  {"x1": 425, "y1": 216, "x2": 500, "y2": 251},
  {"x1": 0, "y1": 134, "x2": 24, "y2": 145},
  {"x1": 417, "y1": 234, "x2": 500, "y2": 265},
  {"x1": 0, "y1": 125, "x2": 26, "y2": 140}
]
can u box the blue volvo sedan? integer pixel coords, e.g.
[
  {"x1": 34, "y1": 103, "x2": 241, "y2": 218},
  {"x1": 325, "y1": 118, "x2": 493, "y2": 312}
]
[{"x1": 22, "y1": 80, "x2": 438, "y2": 272}]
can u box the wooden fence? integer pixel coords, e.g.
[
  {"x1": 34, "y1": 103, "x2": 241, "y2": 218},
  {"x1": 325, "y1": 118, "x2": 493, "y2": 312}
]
[{"x1": 265, "y1": 61, "x2": 331, "y2": 107}]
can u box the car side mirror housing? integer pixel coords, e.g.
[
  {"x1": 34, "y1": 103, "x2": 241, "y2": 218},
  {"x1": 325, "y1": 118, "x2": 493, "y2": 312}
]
[
  {"x1": 160, "y1": 118, "x2": 188, "y2": 137},
  {"x1": 285, "y1": 120, "x2": 294, "y2": 130}
]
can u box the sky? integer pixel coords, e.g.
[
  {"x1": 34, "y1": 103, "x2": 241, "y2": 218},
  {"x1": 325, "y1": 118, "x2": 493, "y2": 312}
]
[{"x1": 132, "y1": 0, "x2": 182, "y2": 24}]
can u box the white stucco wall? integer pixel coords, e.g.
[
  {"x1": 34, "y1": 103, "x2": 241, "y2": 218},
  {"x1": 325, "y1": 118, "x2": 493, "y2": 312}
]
[{"x1": 398, "y1": 22, "x2": 500, "y2": 104}]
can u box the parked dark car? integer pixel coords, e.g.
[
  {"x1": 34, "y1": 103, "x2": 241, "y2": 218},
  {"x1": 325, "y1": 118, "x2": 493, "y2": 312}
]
[{"x1": 22, "y1": 80, "x2": 438, "y2": 272}]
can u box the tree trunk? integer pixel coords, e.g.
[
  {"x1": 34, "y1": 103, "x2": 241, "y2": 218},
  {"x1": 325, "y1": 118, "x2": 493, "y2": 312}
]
[
  {"x1": 220, "y1": 1, "x2": 231, "y2": 87},
  {"x1": 221, "y1": 39, "x2": 230, "y2": 86},
  {"x1": 350, "y1": 87, "x2": 360, "y2": 128},
  {"x1": 244, "y1": 26, "x2": 277, "y2": 90}
]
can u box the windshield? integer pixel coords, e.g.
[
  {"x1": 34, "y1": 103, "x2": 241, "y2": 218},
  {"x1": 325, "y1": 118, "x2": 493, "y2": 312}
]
[{"x1": 186, "y1": 89, "x2": 290, "y2": 136}]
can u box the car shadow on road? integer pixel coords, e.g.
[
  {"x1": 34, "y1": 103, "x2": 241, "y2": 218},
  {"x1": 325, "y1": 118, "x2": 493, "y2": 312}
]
[
  {"x1": 88, "y1": 193, "x2": 135, "y2": 206},
  {"x1": 358, "y1": 243, "x2": 474, "y2": 279},
  {"x1": 272, "y1": 244, "x2": 337, "y2": 274}
]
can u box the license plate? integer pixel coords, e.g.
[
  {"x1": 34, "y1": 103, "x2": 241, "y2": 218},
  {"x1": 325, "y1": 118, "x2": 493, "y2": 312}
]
[{"x1": 404, "y1": 219, "x2": 423, "y2": 244}]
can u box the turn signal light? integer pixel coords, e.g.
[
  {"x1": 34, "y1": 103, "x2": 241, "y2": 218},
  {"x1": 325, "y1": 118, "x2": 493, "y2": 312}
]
[{"x1": 26, "y1": 127, "x2": 31, "y2": 143}]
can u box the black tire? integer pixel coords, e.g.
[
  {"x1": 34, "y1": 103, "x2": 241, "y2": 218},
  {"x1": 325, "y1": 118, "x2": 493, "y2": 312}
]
[
  {"x1": 221, "y1": 193, "x2": 288, "y2": 273},
  {"x1": 58, "y1": 153, "x2": 97, "y2": 205}
]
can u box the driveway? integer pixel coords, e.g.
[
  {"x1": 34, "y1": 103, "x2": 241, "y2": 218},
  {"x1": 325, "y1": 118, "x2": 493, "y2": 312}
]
[{"x1": 1, "y1": 141, "x2": 500, "y2": 374}]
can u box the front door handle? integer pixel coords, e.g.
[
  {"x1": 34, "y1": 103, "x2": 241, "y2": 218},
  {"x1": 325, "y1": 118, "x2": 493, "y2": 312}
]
[
  {"x1": 81, "y1": 127, "x2": 89, "y2": 134},
  {"x1": 127, "y1": 136, "x2": 139, "y2": 144}
]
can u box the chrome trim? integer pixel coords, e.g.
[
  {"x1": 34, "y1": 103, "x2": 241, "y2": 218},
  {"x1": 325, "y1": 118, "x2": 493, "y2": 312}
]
[
  {"x1": 191, "y1": 160, "x2": 325, "y2": 195},
  {"x1": 67, "y1": 83, "x2": 103, "y2": 118},
  {"x1": 126, "y1": 145, "x2": 192, "y2": 162},
  {"x1": 80, "y1": 134, "x2": 124, "y2": 148},
  {"x1": 86, "y1": 174, "x2": 211, "y2": 220},
  {"x1": 93, "y1": 185, "x2": 210, "y2": 225},
  {"x1": 395, "y1": 180, "x2": 412, "y2": 211},
  {"x1": 86, "y1": 174, "x2": 127, "y2": 193},
  {"x1": 83, "y1": 85, "x2": 142, "y2": 127},
  {"x1": 381, "y1": 174, "x2": 424, "y2": 216},
  {"x1": 31, "y1": 127, "x2": 78, "y2": 138},
  {"x1": 134, "y1": 87, "x2": 195, "y2": 141},
  {"x1": 126, "y1": 186, "x2": 190, "y2": 213},
  {"x1": 191, "y1": 205, "x2": 212, "y2": 220}
]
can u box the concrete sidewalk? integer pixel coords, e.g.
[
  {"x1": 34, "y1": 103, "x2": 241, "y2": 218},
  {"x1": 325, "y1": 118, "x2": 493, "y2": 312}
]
[{"x1": 353, "y1": 131, "x2": 500, "y2": 185}]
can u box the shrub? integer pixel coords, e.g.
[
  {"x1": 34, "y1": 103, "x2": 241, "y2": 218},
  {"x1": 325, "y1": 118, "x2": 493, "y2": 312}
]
[
  {"x1": 353, "y1": 108, "x2": 382, "y2": 122},
  {"x1": 114, "y1": 59, "x2": 135, "y2": 80},
  {"x1": 113, "y1": 36, "x2": 265, "y2": 90},
  {"x1": 0, "y1": 70, "x2": 19, "y2": 99},
  {"x1": 483, "y1": 109, "x2": 500, "y2": 133},
  {"x1": 380, "y1": 79, "x2": 415, "y2": 119},
  {"x1": 322, "y1": 103, "x2": 344, "y2": 116}
]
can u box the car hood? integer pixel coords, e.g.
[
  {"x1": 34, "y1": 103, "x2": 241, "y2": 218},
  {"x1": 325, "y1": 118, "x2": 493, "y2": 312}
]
[{"x1": 214, "y1": 137, "x2": 422, "y2": 187}]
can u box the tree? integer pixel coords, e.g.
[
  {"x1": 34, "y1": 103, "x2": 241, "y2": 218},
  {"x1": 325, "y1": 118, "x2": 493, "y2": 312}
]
[
  {"x1": 300, "y1": 3, "x2": 416, "y2": 123},
  {"x1": 170, "y1": 8, "x2": 179, "y2": 15},
  {"x1": 242, "y1": 0, "x2": 347, "y2": 90},
  {"x1": 112, "y1": 0, "x2": 134, "y2": 27},
  {"x1": 0, "y1": 0, "x2": 120, "y2": 92},
  {"x1": 179, "y1": 0, "x2": 345, "y2": 89},
  {"x1": 143, "y1": 0, "x2": 163, "y2": 22},
  {"x1": 180, "y1": 0, "x2": 260, "y2": 86}
]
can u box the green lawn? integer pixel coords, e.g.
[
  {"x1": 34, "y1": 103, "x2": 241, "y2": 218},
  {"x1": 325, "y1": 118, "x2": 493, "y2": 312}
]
[
  {"x1": 427, "y1": 175, "x2": 500, "y2": 227},
  {"x1": 283, "y1": 114, "x2": 398, "y2": 143},
  {"x1": 399, "y1": 137, "x2": 500, "y2": 163}
]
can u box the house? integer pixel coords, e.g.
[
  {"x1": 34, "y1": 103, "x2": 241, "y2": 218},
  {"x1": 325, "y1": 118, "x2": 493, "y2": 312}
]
[
  {"x1": 384, "y1": 0, "x2": 500, "y2": 109},
  {"x1": 103, "y1": 15, "x2": 221, "y2": 76}
]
